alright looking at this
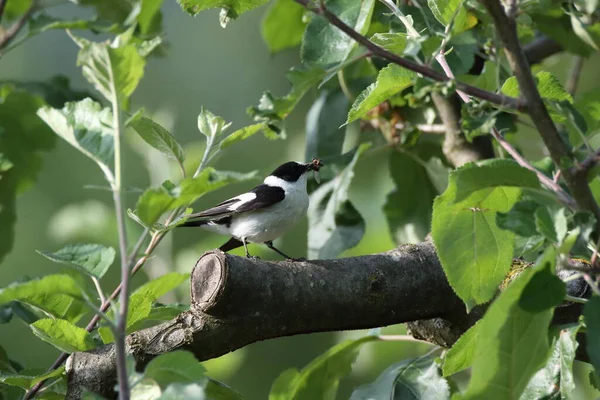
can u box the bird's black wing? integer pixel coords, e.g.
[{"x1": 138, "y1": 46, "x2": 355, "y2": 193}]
[
  {"x1": 185, "y1": 184, "x2": 285, "y2": 220},
  {"x1": 234, "y1": 184, "x2": 285, "y2": 213}
]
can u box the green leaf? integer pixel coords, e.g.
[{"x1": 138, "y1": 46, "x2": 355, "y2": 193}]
[
  {"x1": 501, "y1": 71, "x2": 572, "y2": 122},
  {"x1": 432, "y1": 160, "x2": 539, "y2": 307},
  {"x1": 584, "y1": 296, "x2": 600, "y2": 376},
  {"x1": 308, "y1": 144, "x2": 370, "y2": 259},
  {"x1": 534, "y1": 207, "x2": 568, "y2": 245},
  {"x1": 305, "y1": 90, "x2": 348, "y2": 160},
  {"x1": 26, "y1": 14, "x2": 115, "y2": 39},
  {"x1": 133, "y1": 272, "x2": 189, "y2": 299},
  {"x1": 37, "y1": 243, "x2": 115, "y2": 279},
  {"x1": 570, "y1": 15, "x2": 600, "y2": 51},
  {"x1": 0, "y1": 367, "x2": 65, "y2": 390},
  {"x1": 197, "y1": 107, "x2": 232, "y2": 140},
  {"x1": 496, "y1": 200, "x2": 539, "y2": 238},
  {"x1": 384, "y1": 152, "x2": 437, "y2": 244},
  {"x1": 248, "y1": 65, "x2": 327, "y2": 124},
  {"x1": 261, "y1": 0, "x2": 306, "y2": 53},
  {"x1": 302, "y1": 0, "x2": 375, "y2": 66},
  {"x1": 30, "y1": 318, "x2": 95, "y2": 353},
  {"x1": 0, "y1": 274, "x2": 87, "y2": 321},
  {"x1": 369, "y1": 32, "x2": 408, "y2": 55},
  {"x1": 427, "y1": 0, "x2": 477, "y2": 33},
  {"x1": 451, "y1": 160, "x2": 540, "y2": 203},
  {"x1": 220, "y1": 123, "x2": 265, "y2": 149},
  {"x1": 138, "y1": 0, "x2": 165, "y2": 35},
  {"x1": 350, "y1": 353, "x2": 449, "y2": 399},
  {"x1": 3, "y1": 0, "x2": 32, "y2": 21},
  {"x1": 176, "y1": 0, "x2": 269, "y2": 19},
  {"x1": 144, "y1": 351, "x2": 207, "y2": 388},
  {"x1": 129, "y1": 115, "x2": 186, "y2": 170},
  {"x1": 347, "y1": 65, "x2": 416, "y2": 124},
  {"x1": 73, "y1": 33, "x2": 145, "y2": 109},
  {"x1": 442, "y1": 321, "x2": 480, "y2": 377},
  {"x1": 269, "y1": 335, "x2": 377, "y2": 399},
  {"x1": 37, "y1": 98, "x2": 114, "y2": 178},
  {"x1": 521, "y1": 326, "x2": 579, "y2": 400},
  {"x1": 99, "y1": 289, "x2": 154, "y2": 343},
  {"x1": 461, "y1": 250, "x2": 560, "y2": 399}
]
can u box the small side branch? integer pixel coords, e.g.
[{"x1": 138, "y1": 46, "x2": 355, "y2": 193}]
[{"x1": 293, "y1": 0, "x2": 525, "y2": 110}]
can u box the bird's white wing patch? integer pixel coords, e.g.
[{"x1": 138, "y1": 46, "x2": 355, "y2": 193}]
[{"x1": 229, "y1": 192, "x2": 257, "y2": 210}]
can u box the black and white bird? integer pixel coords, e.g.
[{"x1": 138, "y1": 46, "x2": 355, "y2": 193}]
[{"x1": 180, "y1": 159, "x2": 323, "y2": 260}]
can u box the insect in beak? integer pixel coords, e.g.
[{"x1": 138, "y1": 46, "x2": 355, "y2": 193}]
[{"x1": 309, "y1": 158, "x2": 323, "y2": 183}]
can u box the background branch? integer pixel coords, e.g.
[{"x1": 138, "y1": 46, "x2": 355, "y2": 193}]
[
  {"x1": 65, "y1": 244, "x2": 588, "y2": 399},
  {"x1": 523, "y1": 36, "x2": 563, "y2": 65},
  {"x1": 480, "y1": 0, "x2": 600, "y2": 227},
  {"x1": 431, "y1": 93, "x2": 494, "y2": 167}
]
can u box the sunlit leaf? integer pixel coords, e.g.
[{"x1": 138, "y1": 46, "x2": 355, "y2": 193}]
[
  {"x1": 72, "y1": 33, "x2": 146, "y2": 109},
  {"x1": 0, "y1": 367, "x2": 65, "y2": 390},
  {"x1": 427, "y1": 0, "x2": 477, "y2": 33},
  {"x1": 347, "y1": 65, "x2": 415, "y2": 124},
  {"x1": 220, "y1": 123, "x2": 265, "y2": 149},
  {"x1": 30, "y1": 318, "x2": 95, "y2": 353},
  {"x1": 129, "y1": 115, "x2": 186, "y2": 170},
  {"x1": 37, "y1": 243, "x2": 115, "y2": 279},
  {"x1": 442, "y1": 321, "x2": 480, "y2": 377},
  {"x1": 37, "y1": 98, "x2": 114, "y2": 178},
  {"x1": 462, "y1": 249, "x2": 562, "y2": 399},
  {"x1": 432, "y1": 160, "x2": 540, "y2": 308}
]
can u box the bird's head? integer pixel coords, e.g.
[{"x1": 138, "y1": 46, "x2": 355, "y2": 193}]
[{"x1": 268, "y1": 159, "x2": 323, "y2": 183}]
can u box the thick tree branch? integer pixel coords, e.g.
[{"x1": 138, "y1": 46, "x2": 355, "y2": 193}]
[
  {"x1": 65, "y1": 244, "x2": 588, "y2": 399},
  {"x1": 293, "y1": 0, "x2": 525, "y2": 111},
  {"x1": 480, "y1": 0, "x2": 600, "y2": 228}
]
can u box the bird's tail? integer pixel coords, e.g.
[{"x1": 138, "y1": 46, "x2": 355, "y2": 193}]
[
  {"x1": 219, "y1": 237, "x2": 243, "y2": 252},
  {"x1": 178, "y1": 219, "x2": 209, "y2": 227}
]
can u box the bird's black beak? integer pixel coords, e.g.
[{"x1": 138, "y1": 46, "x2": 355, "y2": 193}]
[{"x1": 306, "y1": 158, "x2": 323, "y2": 183}]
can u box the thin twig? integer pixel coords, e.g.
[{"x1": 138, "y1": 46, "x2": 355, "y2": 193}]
[
  {"x1": 564, "y1": 294, "x2": 588, "y2": 304},
  {"x1": 489, "y1": 127, "x2": 576, "y2": 208},
  {"x1": 566, "y1": 56, "x2": 584, "y2": 97},
  {"x1": 480, "y1": 0, "x2": 600, "y2": 226},
  {"x1": 108, "y1": 52, "x2": 131, "y2": 399},
  {"x1": 26, "y1": 142, "x2": 212, "y2": 398},
  {"x1": 0, "y1": 0, "x2": 36, "y2": 50},
  {"x1": 91, "y1": 277, "x2": 107, "y2": 305},
  {"x1": 293, "y1": 0, "x2": 525, "y2": 110},
  {"x1": 377, "y1": 335, "x2": 433, "y2": 344}
]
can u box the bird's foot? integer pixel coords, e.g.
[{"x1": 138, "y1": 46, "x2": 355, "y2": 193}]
[
  {"x1": 246, "y1": 255, "x2": 261, "y2": 260},
  {"x1": 286, "y1": 257, "x2": 306, "y2": 262}
]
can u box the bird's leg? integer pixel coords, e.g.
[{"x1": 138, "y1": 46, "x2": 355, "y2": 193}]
[
  {"x1": 264, "y1": 241, "x2": 305, "y2": 262},
  {"x1": 243, "y1": 238, "x2": 260, "y2": 260}
]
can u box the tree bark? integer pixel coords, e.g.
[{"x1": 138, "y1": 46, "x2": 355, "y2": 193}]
[{"x1": 65, "y1": 243, "x2": 588, "y2": 399}]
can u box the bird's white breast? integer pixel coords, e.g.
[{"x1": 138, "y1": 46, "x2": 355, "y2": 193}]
[{"x1": 230, "y1": 174, "x2": 309, "y2": 243}]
